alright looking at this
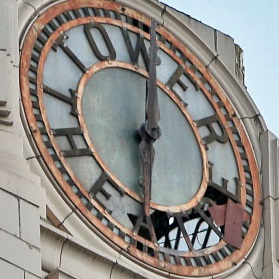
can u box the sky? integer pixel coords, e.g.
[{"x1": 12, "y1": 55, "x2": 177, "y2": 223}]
[{"x1": 162, "y1": 0, "x2": 279, "y2": 137}]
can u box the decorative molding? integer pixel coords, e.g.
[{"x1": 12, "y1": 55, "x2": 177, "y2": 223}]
[
  {"x1": 47, "y1": 269, "x2": 76, "y2": 279},
  {"x1": 41, "y1": 222, "x2": 150, "y2": 279},
  {"x1": 235, "y1": 44, "x2": 245, "y2": 84},
  {"x1": 271, "y1": 137, "x2": 279, "y2": 199},
  {"x1": 261, "y1": 131, "x2": 279, "y2": 200},
  {"x1": 0, "y1": 100, "x2": 13, "y2": 126},
  {"x1": 0, "y1": 0, "x2": 18, "y2": 127}
]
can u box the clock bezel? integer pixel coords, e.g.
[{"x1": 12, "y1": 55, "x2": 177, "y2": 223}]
[{"x1": 19, "y1": 0, "x2": 262, "y2": 277}]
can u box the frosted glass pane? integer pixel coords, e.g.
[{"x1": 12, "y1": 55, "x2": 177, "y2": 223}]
[{"x1": 82, "y1": 68, "x2": 203, "y2": 206}]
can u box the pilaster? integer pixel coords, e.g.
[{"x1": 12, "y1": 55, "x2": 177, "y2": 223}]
[
  {"x1": 0, "y1": 0, "x2": 44, "y2": 278},
  {"x1": 261, "y1": 130, "x2": 279, "y2": 278}
]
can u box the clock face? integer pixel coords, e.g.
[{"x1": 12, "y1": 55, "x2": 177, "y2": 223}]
[{"x1": 20, "y1": 0, "x2": 261, "y2": 277}]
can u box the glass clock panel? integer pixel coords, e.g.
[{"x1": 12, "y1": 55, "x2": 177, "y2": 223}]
[
  {"x1": 82, "y1": 67, "x2": 203, "y2": 206},
  {"x1": 156, "y1": 49, "x2": 180, "y2": 84},
  {"x1": 207, "y1": 141, "x2": 239, "y2": 192},
  {"x1": 43, "y1": 93, "x2": 79, "y2": 129},
  {"x1": 44, "y1": 46, "x2": 82, "y2": 97},
  {"x1": 65, "y1": 25, "x2": 102, "y2": 67},
  {"x1": 67, "y1": 155, "x2": 103, "y2": 192},
  {"x1": 82, "y1": 68, "x2": 145, "y2": 193}
]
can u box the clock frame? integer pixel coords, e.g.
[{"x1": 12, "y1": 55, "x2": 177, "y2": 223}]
[{"x1": 20, "y1": 0, "x2": 261, "y2": 277}]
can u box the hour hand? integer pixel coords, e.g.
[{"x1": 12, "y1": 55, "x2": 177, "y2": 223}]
[{"x1": 139, "y1": 129, "x2": 154, "y2": 216}]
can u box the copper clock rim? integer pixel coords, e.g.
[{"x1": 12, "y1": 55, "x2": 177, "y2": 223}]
[{"x1": 26, "y1": 13, "x2": 210, "y2": 213}]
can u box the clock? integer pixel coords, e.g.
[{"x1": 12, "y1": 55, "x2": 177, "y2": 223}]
[{"x1": 20, "y1": 0, "x2": 261, "y2": 277}]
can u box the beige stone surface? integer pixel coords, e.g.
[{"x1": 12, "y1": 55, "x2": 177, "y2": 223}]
[
  {"x1": 0, "y1": 189, "x2": 19, "y2": 237},
  {"x1": 0, "y1": 4, "x2": 7, "y2": 49},
  {"x1": 20, "y1": 200, "x2": 40, "y2": 248},
  {"x1": 25, "y1": 271, "x2": 41, "y2": 279},
  {"x1": 0, "y1": 51, "x2": 8, "y2": 104},
  {"x1": 47, "y1": 269, "x2": 76, "y2": 279},
  {"x1": 0, "y1": 230, "x2": 41, "y2": 276},
  {"x1": 215, "y1": 30, "x2": 236, "y2": 74},
  {"x1": 0, "y1": 259, "x2": 24, "y2": 279}
]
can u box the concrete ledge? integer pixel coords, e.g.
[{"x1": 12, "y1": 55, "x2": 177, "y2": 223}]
[
  {"x1": 41, "y1": 221, "x2": 166, "y2": 279},
  {"x1": 47, "y1": 269, "x2": 76, "y2": 279}
]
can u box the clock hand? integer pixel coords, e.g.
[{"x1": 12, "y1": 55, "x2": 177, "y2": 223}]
[
  {"x1": 139, "y1": 19, "x2": 161, "y2": 216},
  {"x1": 145, "y1": 18, "x2": 161, "y2": 140},
  {"x1": 139, "y1": 130, "x2": 154, "y2": 216}
]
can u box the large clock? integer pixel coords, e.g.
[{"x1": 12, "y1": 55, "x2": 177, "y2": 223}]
[{"x1": 20, "y1": 0, "x2": 261, "y2": 277}]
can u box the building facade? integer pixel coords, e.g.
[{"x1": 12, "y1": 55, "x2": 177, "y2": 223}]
[{"x1": 0, "y1": 0, "x2": 278, "y2": 278}]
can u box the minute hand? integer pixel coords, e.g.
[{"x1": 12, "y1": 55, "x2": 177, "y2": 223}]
[
  {"x1": 145, "y1": 18, "x2": 161, "y2": 139},
  {"x1": 140, "y1": 19, "x2": 161, "y2": 217}
]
